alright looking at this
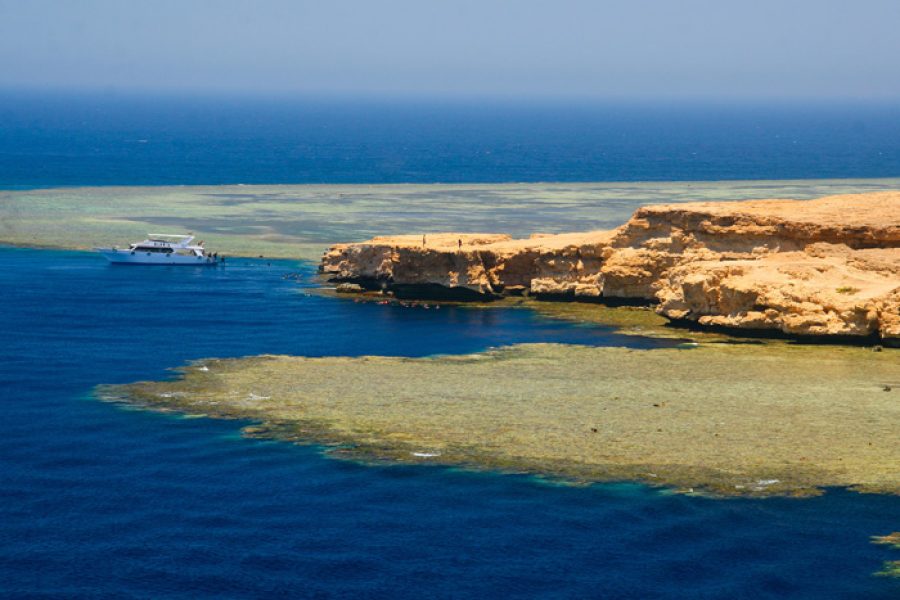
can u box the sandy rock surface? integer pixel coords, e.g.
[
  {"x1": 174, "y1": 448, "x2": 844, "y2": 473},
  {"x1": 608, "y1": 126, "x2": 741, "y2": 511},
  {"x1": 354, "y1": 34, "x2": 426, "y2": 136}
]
[{"x1": 321, "y1": 192, "x2": 900, "y2": 341}]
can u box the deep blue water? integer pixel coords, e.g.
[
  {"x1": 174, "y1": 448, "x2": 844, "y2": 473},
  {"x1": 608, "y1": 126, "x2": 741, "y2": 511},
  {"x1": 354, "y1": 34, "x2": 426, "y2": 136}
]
[
  {"x1": 1, "y1": 247, "x2": 899, "y2": 598},
  {"x1": 2, "y1": 91, "x2": 900, "y2": 188}
]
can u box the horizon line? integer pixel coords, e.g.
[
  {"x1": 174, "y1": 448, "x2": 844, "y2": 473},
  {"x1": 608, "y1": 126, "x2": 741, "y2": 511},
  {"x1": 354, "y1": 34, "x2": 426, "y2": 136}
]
[{"x1": 3, "y1": 84, "x2": 900, "y2": 107}]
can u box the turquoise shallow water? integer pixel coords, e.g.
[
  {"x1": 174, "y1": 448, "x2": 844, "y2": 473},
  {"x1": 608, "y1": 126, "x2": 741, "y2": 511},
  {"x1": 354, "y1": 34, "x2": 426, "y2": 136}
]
[{"x1": 1, "y1": 247, "x2": 898, "y2": 598}]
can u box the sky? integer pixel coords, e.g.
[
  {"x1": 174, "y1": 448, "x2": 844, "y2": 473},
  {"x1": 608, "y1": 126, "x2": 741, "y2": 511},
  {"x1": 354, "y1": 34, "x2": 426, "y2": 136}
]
[{"x1": 1, "y1": 0, "x2": 899, "y2": 101}]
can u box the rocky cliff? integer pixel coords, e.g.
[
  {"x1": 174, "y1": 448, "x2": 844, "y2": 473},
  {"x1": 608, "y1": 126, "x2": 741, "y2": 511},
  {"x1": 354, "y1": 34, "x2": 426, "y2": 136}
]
[{"x1": 320, "y1": 192, "x2": 900, "y2": 342}]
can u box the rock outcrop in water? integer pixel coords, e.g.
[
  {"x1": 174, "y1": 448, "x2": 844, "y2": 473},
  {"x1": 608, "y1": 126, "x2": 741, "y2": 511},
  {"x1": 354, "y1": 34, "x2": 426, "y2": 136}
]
[{"x1": 321, "y1": 192, "x2": 900, "y2": 342}]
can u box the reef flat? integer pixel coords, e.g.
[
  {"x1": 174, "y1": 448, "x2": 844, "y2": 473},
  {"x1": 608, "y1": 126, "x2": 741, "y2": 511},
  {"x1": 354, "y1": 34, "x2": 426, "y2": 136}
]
[
  {"x1": 323, "y1": 191, "x2": 900, "y2": 343},
  {"x1": 100, "y1": 342, "x2": 900, "y2": 498},
  {"x1": 3, "y1": 179, "x2": 900, "y2": 260}
]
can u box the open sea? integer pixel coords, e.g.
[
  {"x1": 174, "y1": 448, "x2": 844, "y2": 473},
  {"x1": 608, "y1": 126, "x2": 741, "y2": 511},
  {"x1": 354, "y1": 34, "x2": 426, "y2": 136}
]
[
  {"x1": 1, "y1": 93, "x2": 900, "y2": 598},
  {"x1": 2, "y1": 92, "x2": 900, "y2": 188}
]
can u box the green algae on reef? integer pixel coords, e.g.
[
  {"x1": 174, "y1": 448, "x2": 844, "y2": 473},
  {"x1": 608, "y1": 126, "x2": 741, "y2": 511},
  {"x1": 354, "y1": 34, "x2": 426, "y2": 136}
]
[
  {"x1": 520, "y1": 300, "x2": 728, "y2": 341},
  {"x1": 4, "y1": 178, "x2": 900, "y2": 260},
  {"x1": 99, "y1": 342, "x2": 900, "y2": 498},
  {"x1": 876, "y1": 561, "x2": 900, "y2": 578},
  {"x1": 873, "y1": 531, "x2": 900, "y2": 575},
  {"x1": 873, "y1": 532, "x2": 900, "y2": 550}
]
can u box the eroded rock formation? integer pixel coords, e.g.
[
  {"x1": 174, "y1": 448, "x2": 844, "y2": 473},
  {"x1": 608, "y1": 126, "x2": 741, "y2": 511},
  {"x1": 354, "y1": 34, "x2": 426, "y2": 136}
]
[{"x1": 320, "y1": 192, "x2": 900, "y2": 342}]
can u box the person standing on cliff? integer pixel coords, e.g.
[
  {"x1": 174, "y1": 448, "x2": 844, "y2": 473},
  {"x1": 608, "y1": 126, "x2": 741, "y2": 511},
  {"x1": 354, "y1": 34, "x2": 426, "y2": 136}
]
[
  {"x1": 422, "y1": 234, "x2": 426, "y2": 247},
  {"x1": 458, "y1": 238, "x2": 462, "y2": 251}
]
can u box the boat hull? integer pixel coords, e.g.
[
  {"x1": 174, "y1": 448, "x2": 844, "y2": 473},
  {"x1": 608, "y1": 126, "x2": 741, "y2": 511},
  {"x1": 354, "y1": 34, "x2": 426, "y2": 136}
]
[{"x1": 96, "y1": 249, "x2": 219, "y2": 265}]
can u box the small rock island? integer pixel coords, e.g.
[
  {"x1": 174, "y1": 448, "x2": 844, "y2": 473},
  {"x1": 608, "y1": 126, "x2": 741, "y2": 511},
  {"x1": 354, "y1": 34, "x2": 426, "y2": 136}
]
[{"x1": 321, "y1": 191, "x2": 900, "y2": 344}]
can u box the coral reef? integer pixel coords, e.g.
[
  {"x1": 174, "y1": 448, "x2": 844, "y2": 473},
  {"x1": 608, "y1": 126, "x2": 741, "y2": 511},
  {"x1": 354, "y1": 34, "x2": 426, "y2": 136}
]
[{"x1": 100, "y1": 342, "x2": 900, "y2": 498}]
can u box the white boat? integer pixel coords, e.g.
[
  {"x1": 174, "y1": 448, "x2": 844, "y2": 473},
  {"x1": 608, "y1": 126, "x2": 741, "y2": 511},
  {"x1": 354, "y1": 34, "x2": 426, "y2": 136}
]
[{"x1": 95, "y1": 234, "x2": 220, "y2": 265}]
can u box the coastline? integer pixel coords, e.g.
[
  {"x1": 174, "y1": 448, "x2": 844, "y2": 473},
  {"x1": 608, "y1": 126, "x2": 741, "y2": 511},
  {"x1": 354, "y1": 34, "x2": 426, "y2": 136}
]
[{"x1": 322, "y1": 191, "x2": 900, "y2": 344}]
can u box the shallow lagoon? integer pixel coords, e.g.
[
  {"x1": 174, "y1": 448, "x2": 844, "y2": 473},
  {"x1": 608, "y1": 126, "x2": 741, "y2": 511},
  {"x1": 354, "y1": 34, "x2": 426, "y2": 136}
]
[{"x1": 1, "y1": 247, "x2": 899, "y2": 598}]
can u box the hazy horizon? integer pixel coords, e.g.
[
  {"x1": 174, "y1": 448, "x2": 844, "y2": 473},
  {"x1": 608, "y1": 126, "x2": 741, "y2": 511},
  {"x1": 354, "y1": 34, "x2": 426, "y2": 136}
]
[
  {"x1": 7, "y1": 86, "x2": 900, "y2": 107},
  {"x1": 2, "y1": 0, "x2": 899, "y2": 102}
]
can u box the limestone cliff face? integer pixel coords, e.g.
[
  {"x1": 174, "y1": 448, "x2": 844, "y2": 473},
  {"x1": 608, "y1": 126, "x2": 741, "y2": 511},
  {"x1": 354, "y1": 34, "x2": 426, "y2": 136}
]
[
  {"x1": 321, "y1": 192, "x2": 900, "y2": 341},
  {"x1": 656, "y1": 247, "x2": 900, "y2": 338},
  {"x1": 323, "y1": 232, "x2": 613, "y2": 299}
]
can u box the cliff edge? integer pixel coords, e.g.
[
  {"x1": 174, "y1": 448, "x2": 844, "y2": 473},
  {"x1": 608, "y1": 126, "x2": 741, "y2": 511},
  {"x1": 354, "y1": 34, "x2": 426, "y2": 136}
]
[{"x1": 321, "y1": 191, "x2": 900, "y2": 342}]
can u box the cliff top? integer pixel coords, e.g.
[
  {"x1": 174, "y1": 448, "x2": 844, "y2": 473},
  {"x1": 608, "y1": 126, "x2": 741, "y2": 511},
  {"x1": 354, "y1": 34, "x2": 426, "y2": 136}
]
[
  {"x1": 346, "y1": 191, "x2": 900, "y2": 253},
  {"x1": 363, "y1": 230, "x2": 617, "y2": 252},
  {"x1": 641, "y1": 190, "x2": 900, "y2": 231}
]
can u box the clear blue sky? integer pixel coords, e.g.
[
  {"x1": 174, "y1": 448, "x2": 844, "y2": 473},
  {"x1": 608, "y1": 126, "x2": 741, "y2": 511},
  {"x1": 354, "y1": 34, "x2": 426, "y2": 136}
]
[{"x1": 1, "y1": 0, "x2": 898, "y2": 100}]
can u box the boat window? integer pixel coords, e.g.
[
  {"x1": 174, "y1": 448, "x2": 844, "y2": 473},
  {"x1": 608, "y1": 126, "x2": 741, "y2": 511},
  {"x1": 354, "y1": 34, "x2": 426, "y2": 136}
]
[{"x1": 133, "y1": 246, "x2": 173, "y2": 253}]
